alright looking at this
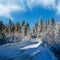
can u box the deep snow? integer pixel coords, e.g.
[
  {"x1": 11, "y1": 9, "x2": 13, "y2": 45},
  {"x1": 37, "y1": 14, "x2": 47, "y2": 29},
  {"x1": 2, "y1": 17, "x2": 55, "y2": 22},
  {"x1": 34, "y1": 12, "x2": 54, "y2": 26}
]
[{"x1": 0, "y1": 38, "x2": 57, "y2": 60}]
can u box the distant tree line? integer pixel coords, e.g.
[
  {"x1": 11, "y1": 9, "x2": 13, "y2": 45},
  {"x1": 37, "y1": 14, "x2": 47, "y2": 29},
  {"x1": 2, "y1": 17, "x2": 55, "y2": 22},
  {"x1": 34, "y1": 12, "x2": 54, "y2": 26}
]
[
  {"x1": 0, "y1": 17, "x2": 56, "y2": 45},
  {"x1": 0, "y1": 17, "x2": 55, "y2": 37},
  {"x1": 0, "y1": 19, "x2": 30, "y2": 35}
]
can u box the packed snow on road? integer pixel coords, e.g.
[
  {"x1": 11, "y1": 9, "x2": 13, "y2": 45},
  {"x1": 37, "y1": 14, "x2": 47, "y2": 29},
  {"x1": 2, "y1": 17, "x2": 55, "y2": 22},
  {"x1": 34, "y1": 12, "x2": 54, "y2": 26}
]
[{"x1": 0, "y1": 38, "x2": 57, "y2": 60}]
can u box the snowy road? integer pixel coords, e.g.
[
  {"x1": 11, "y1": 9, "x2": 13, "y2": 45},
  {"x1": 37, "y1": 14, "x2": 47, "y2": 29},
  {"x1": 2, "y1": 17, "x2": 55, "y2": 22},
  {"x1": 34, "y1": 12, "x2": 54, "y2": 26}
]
[{"x1": 0, "y1": 38, "x2": 57, "y2": 60}]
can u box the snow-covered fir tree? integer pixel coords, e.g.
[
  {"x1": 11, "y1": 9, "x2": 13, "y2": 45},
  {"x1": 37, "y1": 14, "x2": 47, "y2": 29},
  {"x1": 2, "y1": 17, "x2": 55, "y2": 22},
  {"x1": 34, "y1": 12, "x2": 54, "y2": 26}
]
[{"x1": 38, "y1": 17, "x2": 44, "y2": 38}]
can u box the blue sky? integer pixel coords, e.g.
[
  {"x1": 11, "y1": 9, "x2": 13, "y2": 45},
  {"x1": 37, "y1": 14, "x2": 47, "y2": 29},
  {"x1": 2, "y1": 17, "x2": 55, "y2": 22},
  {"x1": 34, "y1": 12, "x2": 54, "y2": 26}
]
[{"x1": 0, "y1": 0, "x2": 60, "y2": 29}]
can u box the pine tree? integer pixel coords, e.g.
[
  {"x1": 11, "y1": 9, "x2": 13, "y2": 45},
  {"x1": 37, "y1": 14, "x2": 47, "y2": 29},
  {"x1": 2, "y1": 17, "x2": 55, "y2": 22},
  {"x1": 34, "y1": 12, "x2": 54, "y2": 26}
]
[
  {"x1": 47, "y1": 20, "x2": 50, "y2": 25},
  {"x1": 26, "y1": 23, "x2": 30, "y2": 35},
  {"x1": 15, "y1": 22, "x2": 21, "y2": 32},
  {"x1": 11, "y1": 23, "x2": 15, "y2": 32},
  {"x1": 0, "y1": 21, "x2": 4, "y2": 32},
  {"x1": 26, "y1": 23, "x2": 30, "y2": 32},
  {"x1": 51, "y1": 17, "x2": 55, "y2": 26},
  {"x1": 8, "y1": 19, "x2": 15, "y2": 33},
  {"x1": 40, "y1": 17, "x2": 44, "y2": 32},
  {"x1": 58, "y1": 26, "x2": 60, "y2": 37},
  {"x1": 45, "y1": 21, "x2": 48, "y2": 31},
  {"x1": 8, "y1": 19, "x2": 11, "y2": 33},
  {"x1": 32, "y1": 22, "x2": 38, "y2": 37},
  {"x1": 26, "y1": 23, "x2": 29, "y2": 28},
  {"x1": 23, "y1": 23, "x2": 30, "y2": 36},
  {"x1": 38, "y1": 17, "x2": 44, "y2": 38},
  {"x1": 0, "y1": 32, "x2": 6, "y2": 45},
  {"x1": 22, "y1": 20, "x2": 25, "y2": 27},
  {"x1": 32, "y1": 27, "x2": 35, "y2": 34},
  {"x1": 35, "y1": 22, "x2": 38, "y2": 32},
  {"x1": 24, "y1": 23, "x2": 27, "y2": 36}
]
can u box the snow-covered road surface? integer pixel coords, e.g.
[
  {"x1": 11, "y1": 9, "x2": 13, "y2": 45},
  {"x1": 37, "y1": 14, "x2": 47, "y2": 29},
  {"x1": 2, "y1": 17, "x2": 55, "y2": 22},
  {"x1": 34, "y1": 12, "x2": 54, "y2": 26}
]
[
  {"x1": 0, "y1": 38, "x2": 57, "y2": 60},
  {"x1": 20, "y1": 39, "x2": 42, "y2": 49}
]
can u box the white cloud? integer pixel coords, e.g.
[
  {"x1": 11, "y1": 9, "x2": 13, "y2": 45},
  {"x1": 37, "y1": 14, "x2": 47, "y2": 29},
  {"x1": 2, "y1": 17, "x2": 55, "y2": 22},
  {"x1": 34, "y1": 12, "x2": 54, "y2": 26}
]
[
  {"x1": 27, "y1": 0, "x2": 60, "y2": 15},
  {"x1": 56, "y1": 0, "x2": 60, "y2": 14},
  {"x1": 0, "y1": 0, "x2": 60, "y2": 18},
  {"x1": 0, "y1": 0, "x2": 26, "y2": 18},
  {"x1": 0, "y1": 4, "x2": 20, "y2": 17},
  {"x1": 27, "y1": 0, "x2": 56, "y2": 10}
]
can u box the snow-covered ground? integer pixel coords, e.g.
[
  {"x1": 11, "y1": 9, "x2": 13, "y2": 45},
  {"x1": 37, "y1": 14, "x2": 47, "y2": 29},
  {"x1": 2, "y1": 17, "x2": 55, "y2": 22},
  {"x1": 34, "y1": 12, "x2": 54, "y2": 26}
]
[{"x1": 0, "y1": 38, "x2": 57, "y2": 60}]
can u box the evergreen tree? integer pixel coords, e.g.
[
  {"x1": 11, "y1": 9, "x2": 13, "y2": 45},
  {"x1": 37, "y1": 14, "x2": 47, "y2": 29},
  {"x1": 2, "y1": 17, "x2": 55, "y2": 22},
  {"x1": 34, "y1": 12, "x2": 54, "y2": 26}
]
[
  {"x1": 26, "y1": 23, "x2": 30, "y2": 31},
  {"x1": 15, "y1": 22, "x2": 21, "y2": 32},
  {"x1": 47, "y1": 20, "x2": 50, "y2": 25},
  {"x1": 51, "y1": 17, "x2": 55, "y2": 26},
  {"x1": 40, "y1": 17, "x2": 44, "y2": 32},
  {"x1": 45, "y1": 21, "x2": 48, "y2": 31},
  {"x1": 8, "y1": 19, "x2": 11, "y2": 33},
  {"x1": 35, "y1": 22, "x2": 38, "y2": 32},
  {"x1": 58, "y1": 26, "x2": 60, "y2": 37},
  {"x1": 22, "y1": 20, "x2": 25, "y2": 27},
  {"x1": 0, "y1": 32, "x2": 6, "y2": 45},
  {"x1": 8, "y1": 19, "x2": 15, "y2": 33},
  {"x1": 0, "y1": 21, "x2": 4, "y2": 32},
  {"x1": 24, "y1": 23, "x2": 27, "y2": 36},
  {"x1": 23, "y1": 23, "x2": 30, "y2": 36},
  {"x1": 32, "y1": 27, "x2": 35, "y2": 34},
  {"x1": 32, "y1": 22, "x2": 38, "y2": 37},
  {"x1": 26, "y1": 23, "x2": 29, "y2": 28}
]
